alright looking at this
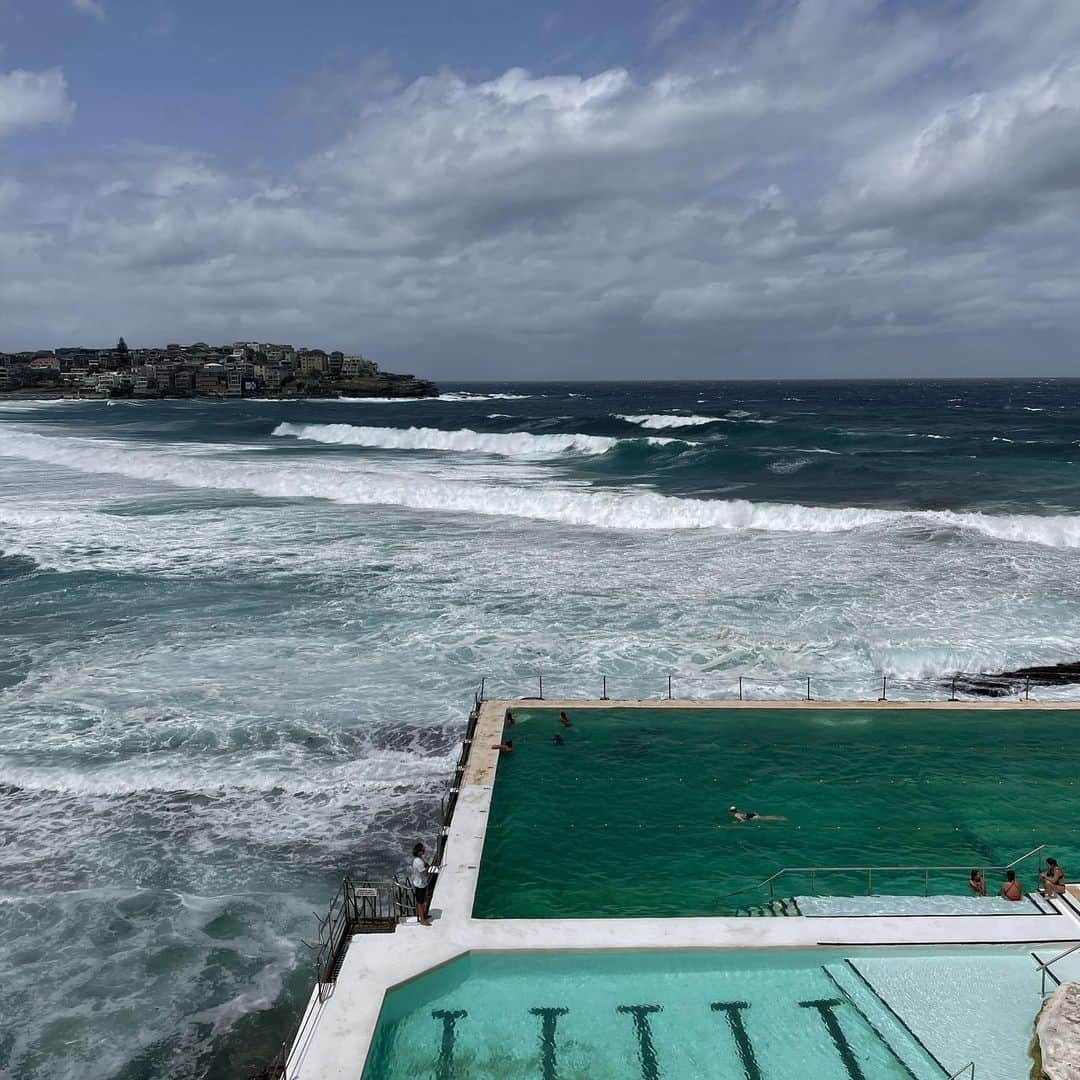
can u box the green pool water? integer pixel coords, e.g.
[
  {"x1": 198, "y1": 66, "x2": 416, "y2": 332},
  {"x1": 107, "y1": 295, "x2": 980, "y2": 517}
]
[
  {"x1": 472, "y1": 707, "x2": 1078, "y2": 918},
  {"x1": 361, "y1": 947, "x2": 1042, "y2": 1080}
]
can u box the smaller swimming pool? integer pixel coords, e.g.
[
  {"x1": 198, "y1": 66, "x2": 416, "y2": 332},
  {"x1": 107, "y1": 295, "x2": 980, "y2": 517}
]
[{"x1": 362, "y1": 946, "x2": 1049, "y2": 1079}]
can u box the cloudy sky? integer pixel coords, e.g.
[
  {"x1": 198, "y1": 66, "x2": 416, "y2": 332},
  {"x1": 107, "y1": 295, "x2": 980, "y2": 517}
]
[{"x1": 2, "y1": 0, "x2": 1079, "y2": 377}]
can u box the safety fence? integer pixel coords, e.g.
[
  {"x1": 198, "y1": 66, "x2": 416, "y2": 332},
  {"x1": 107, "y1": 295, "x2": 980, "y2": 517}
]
[{"x1": 474, "y1": 669, "x2": 1069, "y2": 704}]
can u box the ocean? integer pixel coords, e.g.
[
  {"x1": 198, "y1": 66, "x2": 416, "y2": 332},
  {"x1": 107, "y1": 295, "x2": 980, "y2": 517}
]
[{"x1": 1, "y1": 379, "x2": 1079, "y2": 1078}]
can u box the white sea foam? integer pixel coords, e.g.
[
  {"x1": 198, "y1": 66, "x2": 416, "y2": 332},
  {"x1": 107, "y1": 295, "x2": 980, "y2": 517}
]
[
  {"x1": 272, "y1": 422, "x2": 632, "y2": 457},
  {"x1": 437, "y1": 392, "x2": 533, "y2": 401},
  {"x1": 4, "y1": 428, "x2": 1080, "y2": 547},
  {"x1": 616, "y1": 413, "x2": 727, "y2": 429}
]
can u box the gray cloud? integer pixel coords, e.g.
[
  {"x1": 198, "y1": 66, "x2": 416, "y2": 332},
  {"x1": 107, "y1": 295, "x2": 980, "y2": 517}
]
[{"x1": 2, "y1": 0, "x2": 1080, "y2": 376}]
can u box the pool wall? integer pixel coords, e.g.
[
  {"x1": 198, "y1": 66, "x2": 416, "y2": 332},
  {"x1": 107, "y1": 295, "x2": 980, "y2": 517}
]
[{"x1": 284, "y1": 698, "x2": 1080, "y2": 1079}]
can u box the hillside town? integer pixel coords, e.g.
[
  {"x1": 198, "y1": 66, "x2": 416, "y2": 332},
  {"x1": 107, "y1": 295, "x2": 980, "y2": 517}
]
[{"x1": 0, "y1": 339, "x2": 438, "y2": 399}]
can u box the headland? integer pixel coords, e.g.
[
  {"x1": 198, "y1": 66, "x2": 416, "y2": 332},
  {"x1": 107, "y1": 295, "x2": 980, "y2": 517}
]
[{"x1": 0, "y1": 339, "x2": 438, "y2": 400}]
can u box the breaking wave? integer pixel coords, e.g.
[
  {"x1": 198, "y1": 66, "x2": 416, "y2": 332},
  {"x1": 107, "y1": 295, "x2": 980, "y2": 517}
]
[
  {"x1": 4, "y1": 429, "x2": 1080, "y2": 547},
  {"x1": 616, "y1": 413, "x2": 728, "y2": 429},
  {"x1": 272, "y1": 422, "x2": 642, "y2": 457},
  {"x1": 437, "y1": 392, "x2": 533, "y2": 402}
]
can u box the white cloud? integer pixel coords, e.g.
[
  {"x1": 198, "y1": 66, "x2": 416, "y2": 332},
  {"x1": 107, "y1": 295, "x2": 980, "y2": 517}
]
[
  {"x1": 71, "y1": 0, "x2": 106, "y2": 20},
  {"x1": 0, "y1": 69, "x2": 74, "y2": 137},
  {"x1": 2, "y1": 0, "x2": 1080, "y2": 375}
]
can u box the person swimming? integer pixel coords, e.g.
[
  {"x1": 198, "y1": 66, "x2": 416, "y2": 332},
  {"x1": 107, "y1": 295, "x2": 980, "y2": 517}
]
[
  {"x1": 492, "y1": 739, "x2": 513, "y2": 753},
  {"x1": 559, "y1": 711, "x2": 572, "y2": 727},
  {"x1": 728, "y1": 806, "x2": 786, "y2": 822},
  {"x1": 552, "y1": 733, "x2": 564, "y2": 746}
]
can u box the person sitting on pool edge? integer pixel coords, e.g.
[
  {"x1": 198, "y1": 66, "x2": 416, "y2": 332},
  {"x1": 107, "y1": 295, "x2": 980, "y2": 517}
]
[
  {"x1": 729, "y1": 806, "x2": 787, "y2": 823},
  {"x1": 968, "y1": 869, "x2": 986, "y2": 896},
  {"x1": 1039, "y1": 858, "x2": 1066, "y2": 897},
  {"x1": 1000, "y1": 869, "x2": 1023, "y2": 901},
  {"x1": 491, "y1": 738, "x2": 513, "y2": 753}
]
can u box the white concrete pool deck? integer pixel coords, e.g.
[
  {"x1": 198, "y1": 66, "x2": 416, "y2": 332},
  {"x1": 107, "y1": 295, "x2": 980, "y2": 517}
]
[{"x1": 284, "y1": 698, "x2": 1080, "y2": 1080}]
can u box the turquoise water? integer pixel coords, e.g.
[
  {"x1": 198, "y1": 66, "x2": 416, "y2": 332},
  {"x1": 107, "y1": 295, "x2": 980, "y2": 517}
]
[
  {"x1": 474, "y1": 707, "x2": 1078, "y2": 917},
  {"x1": 362, "y1": 947, "x2": 1043, "y2": 1080}
]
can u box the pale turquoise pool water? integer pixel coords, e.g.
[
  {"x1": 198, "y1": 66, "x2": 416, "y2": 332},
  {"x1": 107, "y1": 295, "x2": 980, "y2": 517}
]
[
  {"x1": 361, "y1": 947, "x2": 1047, "y2": 1080},
  {"x1": 473, "y1": 707, "x2": 1077, "y2": 918}
]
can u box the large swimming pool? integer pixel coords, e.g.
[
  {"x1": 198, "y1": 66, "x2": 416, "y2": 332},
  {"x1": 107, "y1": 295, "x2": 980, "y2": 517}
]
[
  {"x1": 472, "y1": 707, "x2": 1076, "y2": 918},
  {"x1": 361, "y1": 946, "x2": 1048, "y2": 1080}
]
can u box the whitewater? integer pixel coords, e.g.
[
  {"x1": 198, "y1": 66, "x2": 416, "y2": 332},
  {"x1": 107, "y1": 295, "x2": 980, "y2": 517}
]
[{"x1": 2, "y1": 379, "x2": 1080, "y2": 1080}]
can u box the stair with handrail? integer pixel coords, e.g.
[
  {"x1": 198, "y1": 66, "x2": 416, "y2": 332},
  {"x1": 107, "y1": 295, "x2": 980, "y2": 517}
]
[{"x1": 741, "y1": 844, "x2": 1049, "y2": 903}]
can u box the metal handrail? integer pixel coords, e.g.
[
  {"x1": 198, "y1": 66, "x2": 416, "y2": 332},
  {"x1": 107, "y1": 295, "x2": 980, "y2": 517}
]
[
  {"x1": 747, "y1": 845, "x2": 1046, "y2": 900},
  {"x1": 946, "y1": 1063, "x2": 975, "y2": 1079},
  {"x1": 1035, "y1": 939, "x2": 1080, "y2": 995}
]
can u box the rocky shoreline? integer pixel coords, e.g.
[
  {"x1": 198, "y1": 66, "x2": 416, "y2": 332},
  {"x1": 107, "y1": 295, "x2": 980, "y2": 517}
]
[
  {"x1": 945, "y1": 662, "x2": 1080, "y2": 697},
  {"x1": 0, "y1": 372, "x2": 438, "y2": 402}
]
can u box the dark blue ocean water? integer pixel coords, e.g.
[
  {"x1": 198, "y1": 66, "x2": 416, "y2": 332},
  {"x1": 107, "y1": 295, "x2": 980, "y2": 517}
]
[{"x1": 1, "y1": 379, "x2": 1079, "y2": 1078}]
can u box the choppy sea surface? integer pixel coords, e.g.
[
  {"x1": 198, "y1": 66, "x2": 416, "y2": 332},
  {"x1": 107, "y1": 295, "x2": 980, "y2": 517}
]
[{"x1": 2, "y1": 379, "x2": 1080, "y2": 1077}]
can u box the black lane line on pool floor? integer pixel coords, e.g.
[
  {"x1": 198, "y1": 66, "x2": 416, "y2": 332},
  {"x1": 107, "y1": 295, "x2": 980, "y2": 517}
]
[
  {"x1": 819, "y1": 968, "x2": 920, "y2": 1080},
  {"x1": 798, "y1": 999, "x2": 866, "y2": 1080},
  {"x1": 431, "y1": 1009, "x2": 467, "y2": 1080},
  {"x1": 617, "y1": 1004, "x2": 663, "y2": 1080},
  {"x1": 710, "y1": 1001, "x2": 762, "y2": 1080},
  {"x1": 530, "y1": 1006, "x2": 569, "y2": 1080}
]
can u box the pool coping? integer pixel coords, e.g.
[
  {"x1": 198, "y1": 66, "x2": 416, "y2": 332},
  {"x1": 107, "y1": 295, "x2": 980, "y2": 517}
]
[{"x1": 285, "y1": 699, "x2": 1080, "y2": 1079}]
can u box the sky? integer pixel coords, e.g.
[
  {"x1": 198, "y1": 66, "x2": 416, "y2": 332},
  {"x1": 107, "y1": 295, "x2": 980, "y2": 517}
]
[{"x1": 1, "y1": 0, "x2": 1079, "y2": 378}]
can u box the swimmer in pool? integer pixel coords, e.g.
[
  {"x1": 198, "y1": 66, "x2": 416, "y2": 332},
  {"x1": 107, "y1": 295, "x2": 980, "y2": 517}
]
[
  {"x1": 728, "y1": 806, "x2": 786, "y2": 823},
  {"x1": 552, "y1": 733, "x2": 564, "y2": 746},
  {"x1": 559, "y1": 711, "x2": 572, "y2": 727},
  {"x1": 491, "y1": 739, "x2": 513, "y2": 753}
]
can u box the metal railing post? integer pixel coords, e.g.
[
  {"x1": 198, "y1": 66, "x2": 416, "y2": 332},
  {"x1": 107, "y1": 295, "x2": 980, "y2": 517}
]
[
  {"x1": 806, "y1": 676, "x2": 812, "y2": 701},
  {"x1": 1025, "y1": 677, "x2": 1031, "y2": 701},
  {"x1": 950, "y1": 676, "x2": 957, "y2": 701},
  {"x1": 667, "y1": 674, "x2": 672, "y2": 699},
  {"x1": 878, "y1": 676, "x2": 887, "y2": 702},
  {"x1": 602, "y1": 675, "x2": 608, "y2": 700},
  {"x1": 539, "y1": 673, "x2": 544, "y2": 700},
  {"x1": 479, "y1": 676, "x2": 485, "y2": 702},
  {"x1": 738, "y1": 676, "x2": 743, "y2": 701}
]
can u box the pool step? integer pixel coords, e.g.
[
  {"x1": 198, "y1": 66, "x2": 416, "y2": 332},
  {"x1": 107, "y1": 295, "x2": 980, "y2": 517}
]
[
  {"x1": 734, "y1": 897, "x2": 801, "y2": 917},
  {"x1": 822, "y1": 961, "x2": 949, "y2": 1080},
  {"x1": 1027, "y1": 891, "x2": 1057, "y2": 914}
]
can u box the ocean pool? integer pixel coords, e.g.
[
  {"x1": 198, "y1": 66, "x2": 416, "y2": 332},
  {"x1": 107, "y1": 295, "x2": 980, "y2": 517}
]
[
  {"x1": 472, "y1": 707, "x2": 1077, "y2": 918},
  {"x1": 361, "y1": 947, "x2": 1047, "y2": 1080}
]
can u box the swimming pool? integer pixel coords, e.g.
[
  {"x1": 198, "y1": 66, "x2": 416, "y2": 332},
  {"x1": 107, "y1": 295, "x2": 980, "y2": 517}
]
[
  {"x1": 472, "y1": 707, "x2": 1076, "y2": 918},
  {"x1": 361, "y1": 946, "x2": 1048, "y2": 1080}
]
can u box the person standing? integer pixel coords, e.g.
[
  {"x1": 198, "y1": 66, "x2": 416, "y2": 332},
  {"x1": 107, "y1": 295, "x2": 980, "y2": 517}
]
[{"x1": 411, "y1": 841, "x2": 433, "y2": 926}]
